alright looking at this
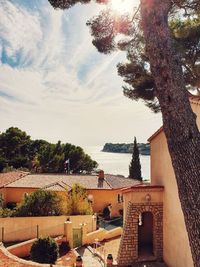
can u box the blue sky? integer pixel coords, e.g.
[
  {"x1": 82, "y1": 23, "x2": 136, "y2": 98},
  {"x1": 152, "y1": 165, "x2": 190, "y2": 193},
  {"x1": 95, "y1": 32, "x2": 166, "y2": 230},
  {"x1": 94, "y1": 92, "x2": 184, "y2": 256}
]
[{"x1": 0, "y1": 0, "x2": 162, "y2": 147}]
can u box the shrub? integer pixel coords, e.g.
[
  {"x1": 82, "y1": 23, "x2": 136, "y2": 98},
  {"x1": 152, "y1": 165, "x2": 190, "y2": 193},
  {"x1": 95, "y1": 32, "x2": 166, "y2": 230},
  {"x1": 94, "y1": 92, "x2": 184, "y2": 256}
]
[
  {"x1": 0, "y1": 208, "x2": 13, "y2": 217},
  {"x1": 6, "y1": 202, "x2": 17, "y2": 209},
  {"x1": 30, "y1": 236, "x2": 59, "y2": 264},
  {"x1": 14, "y1": 190, "x2": 64, "y2": 217},
  {"x1": 59, "y1": 241, "x2": 70, "y2": 256},
  {"x1": 67, "y1": 183, "x2": 93, "y2": 215}
]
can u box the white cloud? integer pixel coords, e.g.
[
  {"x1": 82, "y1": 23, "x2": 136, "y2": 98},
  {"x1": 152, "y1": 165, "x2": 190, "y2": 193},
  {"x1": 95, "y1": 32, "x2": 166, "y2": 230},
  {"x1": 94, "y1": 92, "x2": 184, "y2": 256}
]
[
  {"x1": 0, "y1": 1, "x2": 43, "y2": 66},
  {"x1": 0, "y1": 0, "x2": 162, "y2": 146}
]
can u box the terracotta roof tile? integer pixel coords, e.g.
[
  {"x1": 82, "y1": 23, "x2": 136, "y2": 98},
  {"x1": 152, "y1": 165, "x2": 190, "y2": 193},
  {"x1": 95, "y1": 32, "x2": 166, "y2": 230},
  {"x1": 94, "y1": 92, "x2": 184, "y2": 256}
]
[
  {"x1": 6, "y1": 173, "x2": 141, "y2": 190},
  {"x1": 188, "y1": 92, "x2": 200, "y2": 102},
  {"x1": 121, "y1": 184, "x2": 164, "y2": 193},
  {"x1": 0, "y1": 171, "x2": 28, "y2": 188},
  {"x1": 104, "y1": 174, "x2": 141, "y2": 189},
  {"x1": 42, "y1": 181, "x2": 70, "y2": 192},
  {"x1": 6, "y1": 174, "x2": 112, "y2": 190},
  {"x1": 147, "y1": 126, "x2": 163, "y2": 142}
]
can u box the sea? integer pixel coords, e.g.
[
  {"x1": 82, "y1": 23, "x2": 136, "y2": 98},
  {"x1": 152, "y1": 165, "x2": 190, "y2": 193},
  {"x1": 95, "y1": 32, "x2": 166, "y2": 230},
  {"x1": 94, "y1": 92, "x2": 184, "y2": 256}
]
[{"x1": 84, "y1": 146, "x2": 150, "y2": 180}]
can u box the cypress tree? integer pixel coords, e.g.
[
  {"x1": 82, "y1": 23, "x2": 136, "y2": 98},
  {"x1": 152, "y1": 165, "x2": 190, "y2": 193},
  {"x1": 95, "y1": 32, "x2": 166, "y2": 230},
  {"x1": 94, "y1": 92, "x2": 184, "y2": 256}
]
[{"x1": 129, "y1": 137, "x2": 142, "y2": 181}]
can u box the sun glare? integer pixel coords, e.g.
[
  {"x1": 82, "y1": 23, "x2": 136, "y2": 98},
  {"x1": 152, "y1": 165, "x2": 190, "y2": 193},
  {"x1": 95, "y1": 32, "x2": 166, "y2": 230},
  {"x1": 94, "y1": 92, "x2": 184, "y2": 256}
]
[{"x1": 110, "y1": 0, "x2": 137, "y2": 14}]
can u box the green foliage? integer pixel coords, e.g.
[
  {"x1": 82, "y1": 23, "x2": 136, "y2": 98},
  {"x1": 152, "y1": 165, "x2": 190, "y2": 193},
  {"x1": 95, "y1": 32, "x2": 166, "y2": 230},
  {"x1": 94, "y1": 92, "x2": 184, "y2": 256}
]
[
  {"x1": 129, "y1": 137, "x2": 142, "y2": 181},
  {"x1": 0, "y1": 127, "x2": 98, "y2": 173},
  {"x1": 2, "y1": 166, "x2": 17, "y2": 173},
  {"x1": 86, "y1": 7, "x2": 200, "y2": 112},
  {"x1": 0, "y1": 208, "x2": 13, "y2": 217},
  {"x1": 14, "y1": 190, "x2": 64, "y2": 217},
  {"x1": 0, "y1": 127, "x2": 32, "y2": 169},
  {"x1": 67, "y1": 184, "x2": 93, "y2": 215},
  {"x1": 48, "y1": 0, "x2": 107, "y2": 10},
  {"x1": 0, "y1": 157, "x2": 7, "y2": 172},
  {"x1": 0, "y1": 194, "x2": 4, "y2": 208},
  {"x1": 49, "y1": 1, "x2": 200, "y2": 112},
  {"x1": 30, "y1": 236, "x2": 59, "y2": 264},
  {"x1": 6, "y1": 202, "x2": 17, "y2": 209}
]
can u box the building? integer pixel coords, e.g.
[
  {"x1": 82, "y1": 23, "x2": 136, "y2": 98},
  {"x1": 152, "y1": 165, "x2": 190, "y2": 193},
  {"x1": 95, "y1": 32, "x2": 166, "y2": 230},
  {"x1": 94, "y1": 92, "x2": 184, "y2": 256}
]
[
  {"x1": 0, "y1": 171, "x2": 28, "y2": 206},
  {"x1": 118, "y1": 96, "x2": 200, "y2": 266},
  {"x1": 0, "y1": 170, "x2": 140, "y2": 216}
]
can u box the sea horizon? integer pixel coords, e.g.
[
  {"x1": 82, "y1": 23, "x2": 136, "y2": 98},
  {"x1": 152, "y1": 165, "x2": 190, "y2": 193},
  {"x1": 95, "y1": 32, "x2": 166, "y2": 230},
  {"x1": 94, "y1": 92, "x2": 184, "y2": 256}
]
[{"x1": 83, "y1": 145, "x2": 150, "y2": 180}]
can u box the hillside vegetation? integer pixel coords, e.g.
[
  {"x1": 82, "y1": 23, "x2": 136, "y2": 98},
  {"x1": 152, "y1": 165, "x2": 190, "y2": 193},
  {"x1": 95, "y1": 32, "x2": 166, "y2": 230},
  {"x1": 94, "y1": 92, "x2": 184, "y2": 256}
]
[{"x1": 102, "y1": 143, "x2": 150, "y2": 155}]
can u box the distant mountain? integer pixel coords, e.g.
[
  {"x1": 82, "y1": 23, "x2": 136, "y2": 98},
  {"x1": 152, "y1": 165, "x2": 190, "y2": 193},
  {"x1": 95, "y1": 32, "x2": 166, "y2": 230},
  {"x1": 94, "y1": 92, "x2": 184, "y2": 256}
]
[{"x1": 102, "y1": 143, "x2": 150, "y2": 155}]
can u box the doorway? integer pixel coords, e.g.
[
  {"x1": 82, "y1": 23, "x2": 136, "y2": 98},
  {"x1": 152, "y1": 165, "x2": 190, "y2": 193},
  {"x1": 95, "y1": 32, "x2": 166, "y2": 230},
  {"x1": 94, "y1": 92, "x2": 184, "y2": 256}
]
[
  {"x1": 138, "y1": 212, "x2": 153, "y2": 257},
  {"x1": 73, "y1": 228, "x2": 82, "y2": 248}
]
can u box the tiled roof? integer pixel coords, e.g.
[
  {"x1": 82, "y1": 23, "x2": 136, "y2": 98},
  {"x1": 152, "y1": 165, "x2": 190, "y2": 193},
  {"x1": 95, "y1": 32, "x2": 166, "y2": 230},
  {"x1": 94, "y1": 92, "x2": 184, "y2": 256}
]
[
  {"x1": 147, "y1": 126, "x2": 163, "y2": 142},
  {"x1": 0, "y1": 171, "x2": 28, "y2": 188},
  {"x1": 42, "y1": 181, "x2": 70, "y2": 192},
  {"x1": 6, "y1": 173, "x2": 140, "y2": 190},
  {"x1": 5, "y1": 174, "x2": 62, "y2": 189},
  {"x1": 188, "y1": 92, "x2": 200, "y2": 103},
  {"x1": 104, "y1": 174, "x2": 141, "y2": 189},
  {"x1": 121, "y1": 184, "x2": 164, "y2": 193},
  {"x1": 6, "y1": 174, "x2": 112, "y2": 190}
]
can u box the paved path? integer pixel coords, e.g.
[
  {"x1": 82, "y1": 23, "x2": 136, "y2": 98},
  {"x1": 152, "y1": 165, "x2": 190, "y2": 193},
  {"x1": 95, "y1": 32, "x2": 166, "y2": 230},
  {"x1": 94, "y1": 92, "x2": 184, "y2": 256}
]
[{"x1": 76, "y1": 246, "x2": 104, "y2": 267}]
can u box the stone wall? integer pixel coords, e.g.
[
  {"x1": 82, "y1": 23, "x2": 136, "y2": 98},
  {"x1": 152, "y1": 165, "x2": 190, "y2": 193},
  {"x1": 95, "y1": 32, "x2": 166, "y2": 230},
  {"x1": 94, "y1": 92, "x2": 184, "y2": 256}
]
[{"x1": 117, "y1": 201, "x2": 163, "y2": 266}]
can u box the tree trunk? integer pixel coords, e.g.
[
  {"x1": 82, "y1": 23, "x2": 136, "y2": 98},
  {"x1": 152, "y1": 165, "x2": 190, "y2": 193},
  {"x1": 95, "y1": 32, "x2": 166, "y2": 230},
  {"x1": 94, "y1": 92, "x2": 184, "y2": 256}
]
[{"x1": 140, "y1": 0, "x2": 200, "y2": 265}]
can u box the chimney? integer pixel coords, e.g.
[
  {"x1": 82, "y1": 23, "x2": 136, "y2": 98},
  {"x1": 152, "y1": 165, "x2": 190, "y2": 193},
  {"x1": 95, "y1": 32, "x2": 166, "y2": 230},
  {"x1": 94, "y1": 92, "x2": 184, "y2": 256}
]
[
  {"x1": 98, "y1": 170, "x2": 104, "y2": 180},
  {"x1": 98, "y1": 170, "x2": 104, "y2": 188}
]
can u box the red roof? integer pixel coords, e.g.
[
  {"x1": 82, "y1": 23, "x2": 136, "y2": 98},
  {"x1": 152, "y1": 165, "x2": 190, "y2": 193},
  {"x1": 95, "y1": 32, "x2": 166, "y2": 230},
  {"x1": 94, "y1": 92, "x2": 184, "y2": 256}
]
[
  {"x1": 0, "y1": 171, "x2": 28, "y2": 188},
  {"x1": 188, "y1": 91, "x2": 200, "y2": 101},
  {"x1": 121, "y1": 184, "x2": 164, "y2": 193},
  {"x1": 147, "y1": 126, "x2": 163, "y2": 142}
]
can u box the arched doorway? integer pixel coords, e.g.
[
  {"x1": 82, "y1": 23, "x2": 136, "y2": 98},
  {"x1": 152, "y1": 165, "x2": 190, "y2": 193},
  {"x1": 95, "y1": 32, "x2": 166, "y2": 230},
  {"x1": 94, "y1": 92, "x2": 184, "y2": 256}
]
[
  {"x1": 138, "y1": 212, "x2": 153, "y2": 257},
  {"x1": 117, "y1": 202, "x2": 163, "y2": 265}
]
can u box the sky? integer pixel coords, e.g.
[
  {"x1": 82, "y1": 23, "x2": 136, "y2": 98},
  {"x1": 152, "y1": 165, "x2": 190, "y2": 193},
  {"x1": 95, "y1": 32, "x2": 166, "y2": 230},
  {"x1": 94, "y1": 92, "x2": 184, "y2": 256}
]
[{"x1": 0, "y1": 0, "x2": 162, "y2": 147}]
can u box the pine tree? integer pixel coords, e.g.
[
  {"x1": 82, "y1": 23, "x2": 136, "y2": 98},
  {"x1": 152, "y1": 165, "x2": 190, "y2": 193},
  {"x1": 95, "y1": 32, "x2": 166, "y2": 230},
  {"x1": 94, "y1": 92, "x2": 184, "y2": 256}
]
[
  {"x1": 48, "y1": 1, "x2": 200, "y2": 263},
  {"x1": 129, "y1": 137, "x2": 142, "y2": 181}
]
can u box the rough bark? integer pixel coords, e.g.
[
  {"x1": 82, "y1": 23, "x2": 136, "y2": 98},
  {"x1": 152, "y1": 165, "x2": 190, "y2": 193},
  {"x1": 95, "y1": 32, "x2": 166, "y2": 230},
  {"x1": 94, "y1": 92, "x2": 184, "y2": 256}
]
[{"x1": 140, "y1": 0, "x2": 200, "y2": 265}]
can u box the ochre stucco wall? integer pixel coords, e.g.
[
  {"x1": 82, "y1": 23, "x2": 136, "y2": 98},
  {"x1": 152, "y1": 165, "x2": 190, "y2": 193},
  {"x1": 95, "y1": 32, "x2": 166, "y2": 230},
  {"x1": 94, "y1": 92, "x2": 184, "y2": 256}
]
[
  {"x1": 4, "y1": 187, "x2": 123, "y2": 217},
  {"x1": 149, "y1": 101, "x2": 200, "y2": 267},
  {"x1": 0, "y1": 188, "x2": 6, "y2": 207},
  {"x1": 88, "y1": 189, "x2": 123, "y2": 216},
  {"x1": 191, "y1": 101, "x2": 200, "y2": 129},
  {"x1": 0, "y1": 215, "x2": 95, "y2": 242},
  {"x1": 4, "y1": 188, "x2": 36, "y2": 204}
]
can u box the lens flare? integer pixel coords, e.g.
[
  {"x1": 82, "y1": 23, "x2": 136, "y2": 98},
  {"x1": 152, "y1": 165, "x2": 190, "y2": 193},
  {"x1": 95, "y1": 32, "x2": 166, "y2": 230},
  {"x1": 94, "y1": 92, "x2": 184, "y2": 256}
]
[{"x1": 110, "y1": 0, "x2": 136, "y2": 14}]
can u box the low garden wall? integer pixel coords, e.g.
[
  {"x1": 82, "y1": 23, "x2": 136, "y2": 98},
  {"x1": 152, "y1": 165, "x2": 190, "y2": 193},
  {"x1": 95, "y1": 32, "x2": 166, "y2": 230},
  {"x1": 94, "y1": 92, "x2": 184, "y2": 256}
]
[
  {"x1": 0, "y1": 242, "x2": 63, "y2": 267},
  {"x1": 7, "y1": 238, "x2": 37, "y2": 258},
  {"x1": 7, "y1": 236, "x2": 65, "y2": 258},
  {"x1": 0, "y1": 215, "x2": 96, "y2": 243},
  {"x1": 83, "y1": 226, "x2": 122, "y2": 245}
]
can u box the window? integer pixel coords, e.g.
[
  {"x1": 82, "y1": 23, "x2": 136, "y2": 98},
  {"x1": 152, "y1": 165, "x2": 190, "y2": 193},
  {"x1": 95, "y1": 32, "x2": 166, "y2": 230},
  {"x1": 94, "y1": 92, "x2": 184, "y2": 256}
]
[
  {"x1": 118, "y1": 194, "x2": 121, "y2": 203},
  {"x1": 118, "y1": 194, "x2": 124, "y2": 203},
  {"x1": 23, "y1": 192, "x2": 29, "y2": 199}
]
